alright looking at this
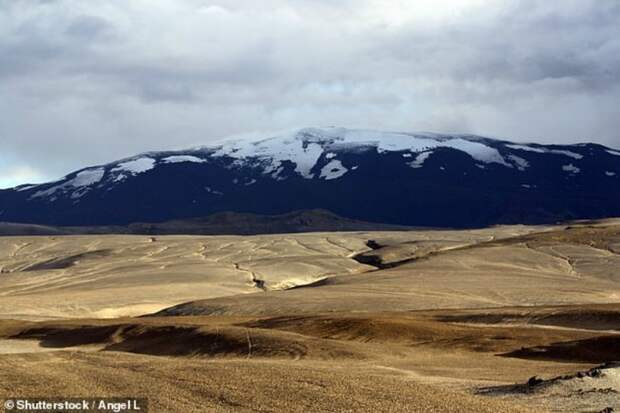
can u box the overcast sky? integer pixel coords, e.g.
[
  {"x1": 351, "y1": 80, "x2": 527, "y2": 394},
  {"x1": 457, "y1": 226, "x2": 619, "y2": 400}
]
[{"x1": 1, "y1": 0, "x2": 619, "y2": 188}]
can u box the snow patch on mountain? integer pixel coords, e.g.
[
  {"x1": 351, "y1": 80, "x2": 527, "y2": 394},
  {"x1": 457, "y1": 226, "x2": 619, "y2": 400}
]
[
  {"x1": 31, "y1": 168, "x2": 105, "y2": 200},
  {"x1": 607, "y1": 149, "x2": 620, "y2": 157},
  {"x1": 505, "y1": 144, "x2": 546, "y2": 153},
  {"x1": 30, "y1": 187, "x2": 60, "y2": 200},
  {"x1": 162, "y1": 155, "x2": 206, "y2": 164},
  {"x1": 112, "y1": 158, "x2": 155, "y2": 175},
  {"x1": 16, "y1": 184, "x2": 38, "y2": 192},
  {"x1": 507, "y1": 155, "x2": 529, "y2": 171},
  {"x1": 442, "y1": 139, "x2": 510, "y2": 166},
  {"x1": 270, "y1": 166, "x2": 286, "y2": 181},
  {"x1": 552, "y1": 150, "x2": 583, "y2": 160},
  {"x1": 213, "y1": 136, "x2": 323, "y2": 179},
  {"x1": 562, "y1": 164, "x2": 580, "y2": 174},
  {"x1": 114, "y1": 174, "x2": 128, "y2": 183},
  {"x1": 72, "y1": 168, "x2": 105, "y2": 186},
  {"x1": 507, "y1": 143, "x2": 583, "y2": 159},
  {"x1": 409, "y1": 152, "x2": 432, "y2": 169},
  {"x1": 606, "y1": 171, "x2": 616, "y2": 177},
  {"x1": 320, "y1": 160, "x2": 348, "y2": 180}
]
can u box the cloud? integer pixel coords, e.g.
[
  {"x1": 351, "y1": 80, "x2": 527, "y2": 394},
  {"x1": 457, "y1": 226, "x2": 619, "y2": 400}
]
[
  {"x1": 0, "y1": 0, "x2": 619, "y2": 186},
  {"x1": 0, "y1": 163, "x2": 47, "y2": 189}
]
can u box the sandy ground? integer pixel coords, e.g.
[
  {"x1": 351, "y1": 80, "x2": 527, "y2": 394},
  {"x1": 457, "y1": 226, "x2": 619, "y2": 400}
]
[
  {"x1": 0, "y1": 350, "x2": 539, "y2": 413},
  {"x1": 0, "y1": 339, "x2": 61, "y2": 354},
  {"x1": 0, "y1": 225, "x2": 548, "y2": 319},
  {"x1": 1, "y1": 220, "x2": 620, "y2": 412}
]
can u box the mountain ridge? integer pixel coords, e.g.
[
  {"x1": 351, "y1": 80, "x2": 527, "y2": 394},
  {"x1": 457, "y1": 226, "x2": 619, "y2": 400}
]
[
  {"x1": 1, "y1": 127, "x2": 619, "y2": 228},
  {"x1": 0, "y1": 209, "x2": 412, "y2": 236}
]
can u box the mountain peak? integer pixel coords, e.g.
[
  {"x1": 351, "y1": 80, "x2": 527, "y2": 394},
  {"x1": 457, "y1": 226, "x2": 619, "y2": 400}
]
[
  {"x1": 201, "y1": 127, "x2": 513, "y2": 178},
  {"x1": 1, "y1": 127, "x2": 619, "y2": 227}
]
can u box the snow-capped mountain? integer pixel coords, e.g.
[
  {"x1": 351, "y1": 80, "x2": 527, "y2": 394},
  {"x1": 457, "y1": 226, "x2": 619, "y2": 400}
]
[{"x1": 1, "y1": 127, "x2": 619, "y2": 227}]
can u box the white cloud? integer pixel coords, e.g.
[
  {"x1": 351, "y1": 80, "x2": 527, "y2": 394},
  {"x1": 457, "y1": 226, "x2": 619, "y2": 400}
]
[
  {"x1": 1, "y1": 0, "x2": 619, "y2": 186},
  {"x1": 0, "y1": 164, "x2": 47, "y2": 189}
]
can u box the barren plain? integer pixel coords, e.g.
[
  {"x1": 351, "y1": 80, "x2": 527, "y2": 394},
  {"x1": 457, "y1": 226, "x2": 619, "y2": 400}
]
[{"x1": 1, "y1": 220, "x2": 620, "y2": 412}]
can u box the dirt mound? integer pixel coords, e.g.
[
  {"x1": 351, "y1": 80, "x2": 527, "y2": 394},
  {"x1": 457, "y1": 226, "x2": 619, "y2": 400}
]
[
  {"x1": 503, "y1": 335, "x2": 620, "y2": 363},
  {"x1": 437, "y1": 305, "x2": 620, "y2": 331},
  {"x1": 245, "y1": 315, "x2": 463, "y2": 344},
  {"x1": 243, "y1": 313, "x2": 602, "y2": 357}
]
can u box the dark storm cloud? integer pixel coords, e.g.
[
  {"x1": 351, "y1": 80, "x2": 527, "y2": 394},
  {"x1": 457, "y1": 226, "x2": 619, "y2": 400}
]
[{"x1": 1, "y1": 0, "x2": 619, "y2": 188}]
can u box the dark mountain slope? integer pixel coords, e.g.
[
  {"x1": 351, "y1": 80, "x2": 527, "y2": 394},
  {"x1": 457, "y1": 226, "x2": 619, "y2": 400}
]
[{"x1": 1, "y1": 127, "x2": 619, "y2": 228}]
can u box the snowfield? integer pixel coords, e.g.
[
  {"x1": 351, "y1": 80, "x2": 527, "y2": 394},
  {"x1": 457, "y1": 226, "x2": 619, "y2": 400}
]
[{"x1": 211, "y1": 127, "x2": 512, "y2": 177}]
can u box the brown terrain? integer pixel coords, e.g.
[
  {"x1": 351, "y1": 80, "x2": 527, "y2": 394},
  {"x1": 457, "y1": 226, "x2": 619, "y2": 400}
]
[{"x1": 1, "y1": 219, "x2": 620, "y2": 412}]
